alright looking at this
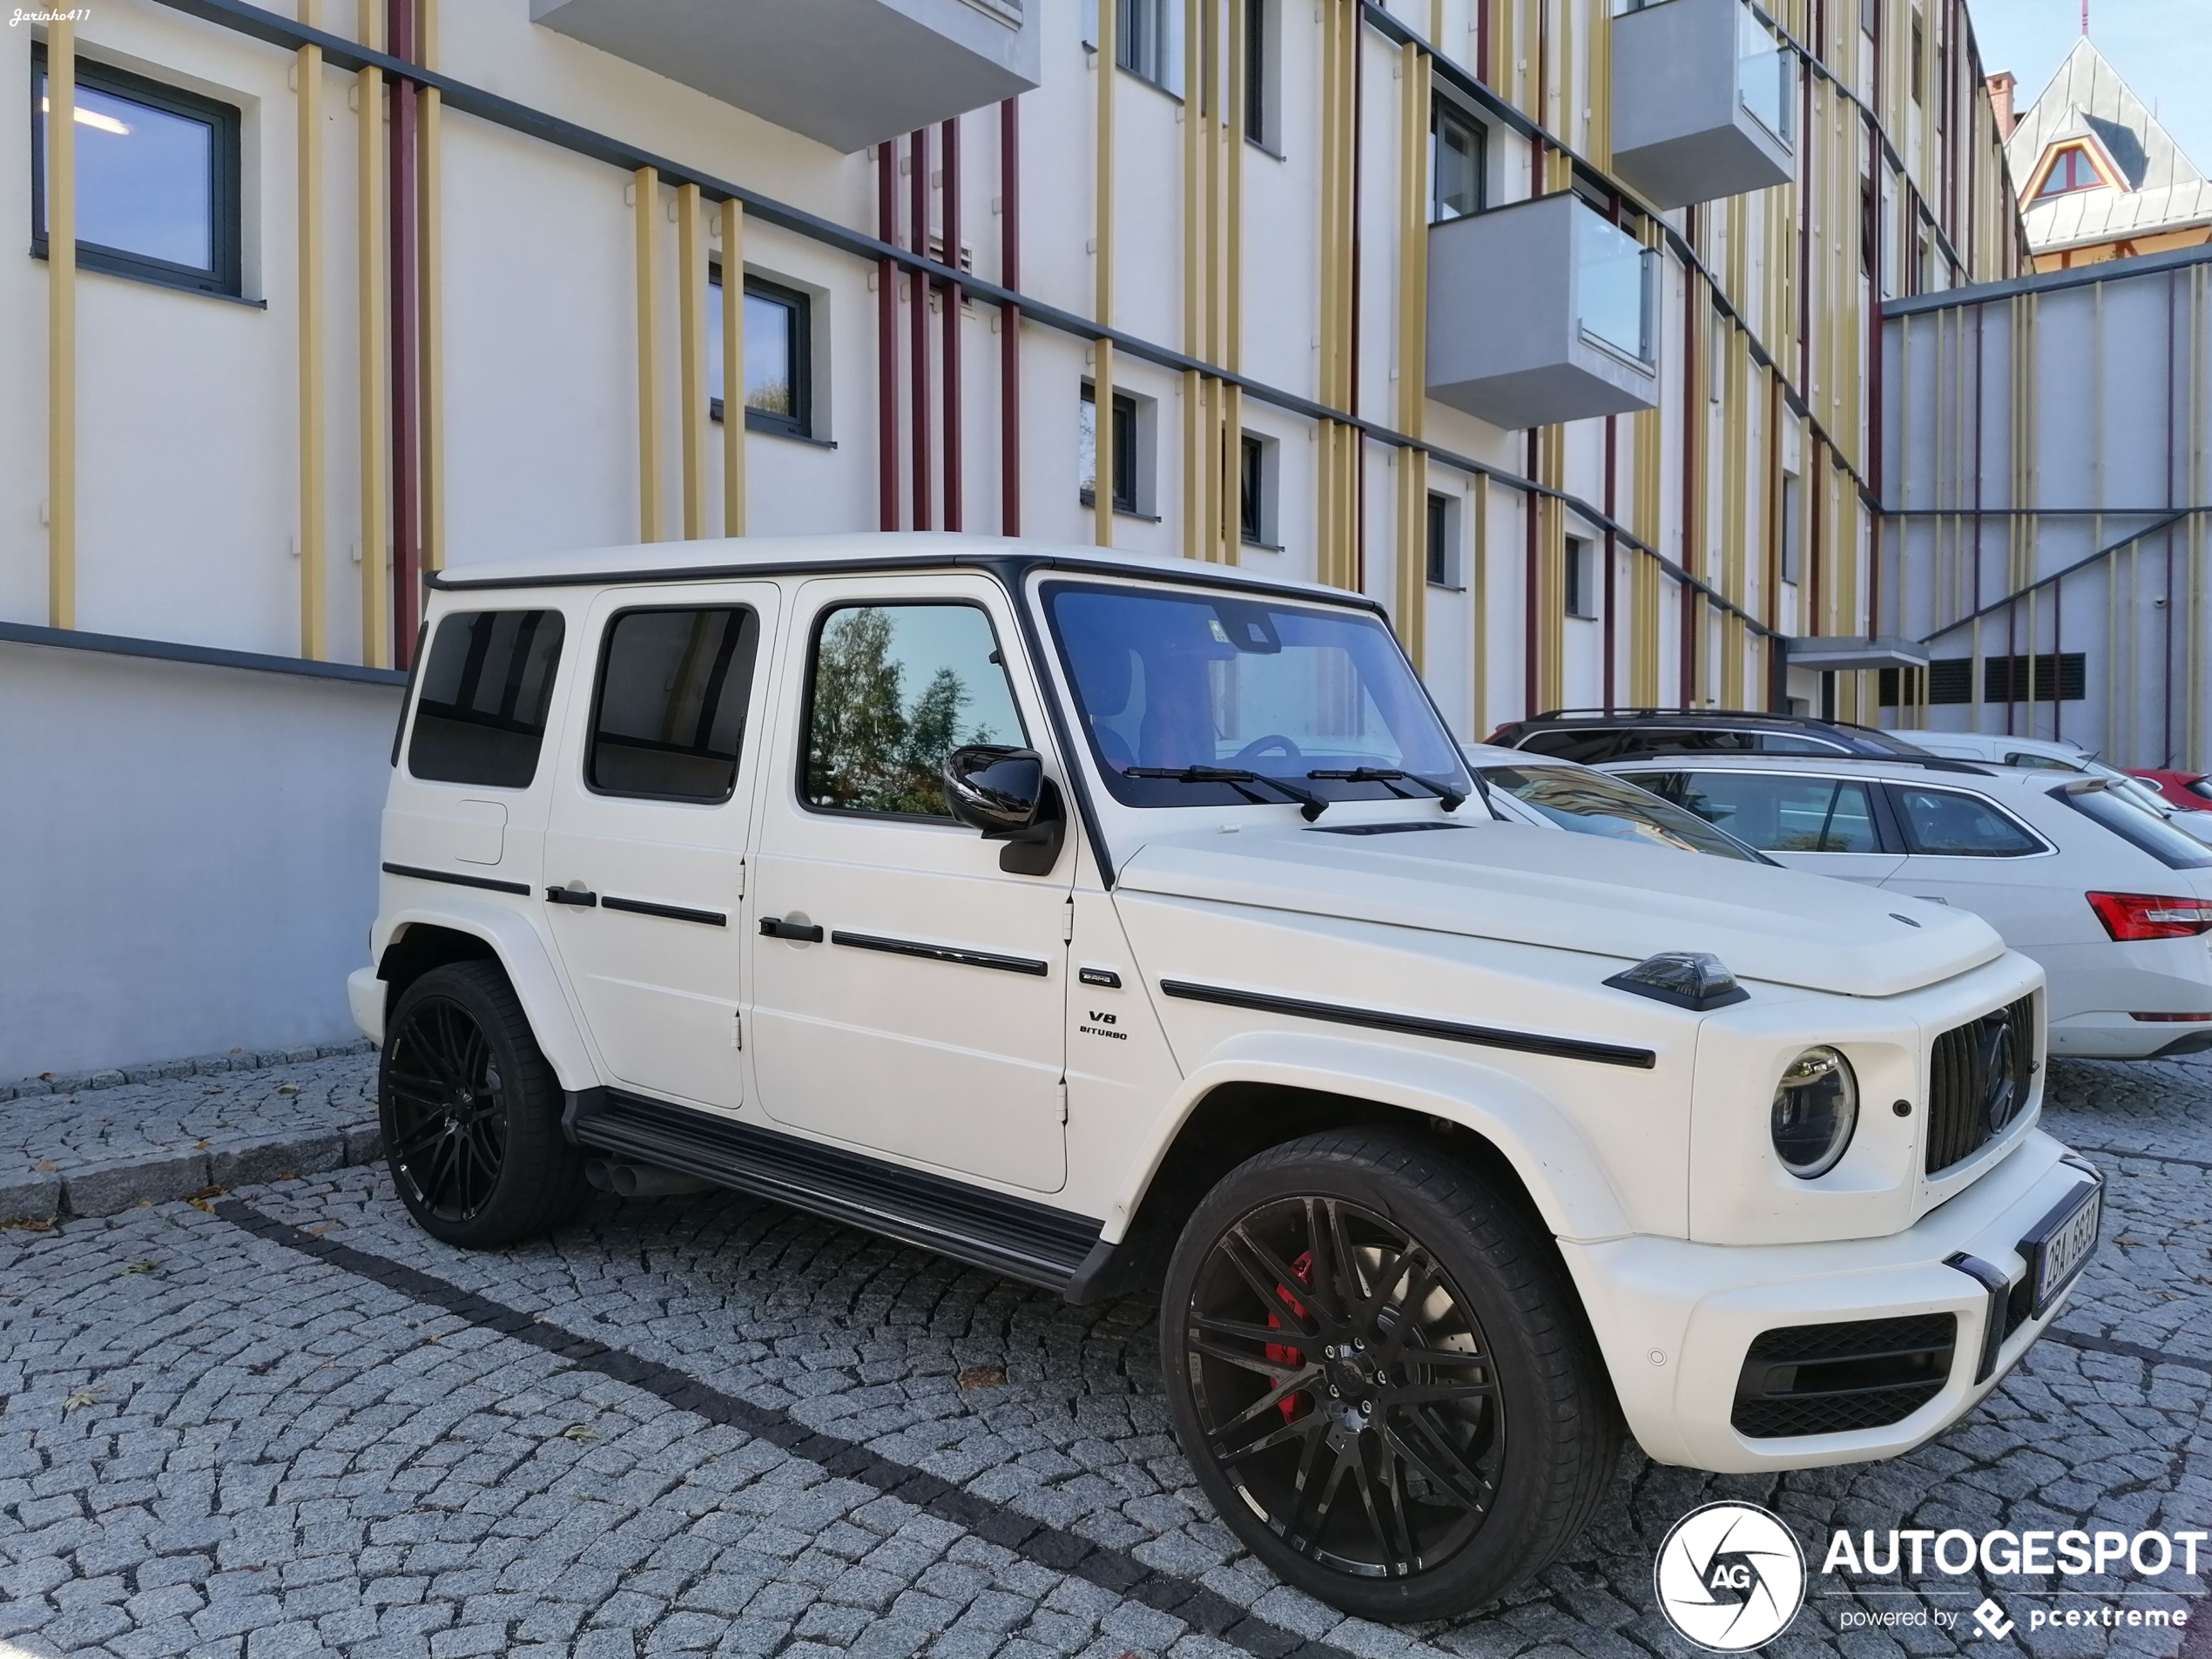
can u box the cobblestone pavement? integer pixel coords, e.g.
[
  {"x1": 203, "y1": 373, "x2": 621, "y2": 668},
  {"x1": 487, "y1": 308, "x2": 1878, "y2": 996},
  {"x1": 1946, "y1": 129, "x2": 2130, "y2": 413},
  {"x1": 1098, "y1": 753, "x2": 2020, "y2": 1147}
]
[
  {"x1": 2, "y1": 1057, "x2": 2207, "y2": 1659},
  {"x1": 0, "y1": 1053, "x2": 380, "y2": 1224}
]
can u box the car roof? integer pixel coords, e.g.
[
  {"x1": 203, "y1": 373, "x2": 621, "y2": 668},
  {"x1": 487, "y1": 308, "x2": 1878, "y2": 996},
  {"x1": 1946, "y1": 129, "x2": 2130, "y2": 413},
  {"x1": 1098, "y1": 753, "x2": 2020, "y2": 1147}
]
[
  {"x1": 1596, "y1": 752, "x2": 2060, "y2": 789},
  {"x1": 427, "y1": 530, "x2": 1375, "y2": 610}
]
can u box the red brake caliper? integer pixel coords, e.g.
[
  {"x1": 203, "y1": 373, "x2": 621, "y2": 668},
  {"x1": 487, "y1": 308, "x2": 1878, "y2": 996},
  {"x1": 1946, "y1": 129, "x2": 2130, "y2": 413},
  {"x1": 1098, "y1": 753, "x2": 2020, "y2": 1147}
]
[{"x1": 1264, "y1": 1250, "x2": 1316, "y2": 1422}]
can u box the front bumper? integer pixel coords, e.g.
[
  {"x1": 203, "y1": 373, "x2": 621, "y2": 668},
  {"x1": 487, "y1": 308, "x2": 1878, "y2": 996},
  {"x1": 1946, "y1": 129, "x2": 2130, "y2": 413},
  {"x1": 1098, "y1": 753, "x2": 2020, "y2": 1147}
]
[
  {"x1": 1563, "y1": 1130, "x2": 2099, "y2": 1472},
  {"x1": 347, "y1": 966, "x2": 386, "y2": 1048}
]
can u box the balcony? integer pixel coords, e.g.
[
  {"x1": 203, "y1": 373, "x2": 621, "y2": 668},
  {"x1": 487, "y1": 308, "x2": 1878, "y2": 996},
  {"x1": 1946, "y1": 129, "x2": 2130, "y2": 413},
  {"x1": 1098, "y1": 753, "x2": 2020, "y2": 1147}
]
[
  {"x1": 529, "y1": 0, "x2": 1040, "y2": 154},
  {"x1": 1425, "y1": 193, "x2": 1660, "y2": 429},
  {"x1": 1609, "y1": 0, "x2": 1795, "y2": 210}
]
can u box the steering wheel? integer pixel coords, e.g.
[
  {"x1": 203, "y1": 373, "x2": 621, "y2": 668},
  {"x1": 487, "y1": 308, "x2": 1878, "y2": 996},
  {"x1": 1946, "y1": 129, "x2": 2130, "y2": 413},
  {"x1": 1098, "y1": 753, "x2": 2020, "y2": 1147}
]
[{"x1": 1231, "y1": 733, "x2": 1305, "y2": 768}]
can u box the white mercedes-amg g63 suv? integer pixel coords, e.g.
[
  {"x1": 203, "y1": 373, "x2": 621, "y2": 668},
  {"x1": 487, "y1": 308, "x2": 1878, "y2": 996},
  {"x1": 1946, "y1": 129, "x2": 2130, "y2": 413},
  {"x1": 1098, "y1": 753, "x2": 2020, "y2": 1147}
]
[{"x1": 351, "y1": 533, "x2": 2100, "y2": 1622}]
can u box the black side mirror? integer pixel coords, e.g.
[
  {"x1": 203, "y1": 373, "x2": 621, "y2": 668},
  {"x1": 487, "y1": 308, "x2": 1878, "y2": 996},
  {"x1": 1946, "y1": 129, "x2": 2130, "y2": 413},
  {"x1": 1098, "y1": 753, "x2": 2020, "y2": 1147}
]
[{"x1": 942, "y1": 745, "x2": 1065, "y2": 875}]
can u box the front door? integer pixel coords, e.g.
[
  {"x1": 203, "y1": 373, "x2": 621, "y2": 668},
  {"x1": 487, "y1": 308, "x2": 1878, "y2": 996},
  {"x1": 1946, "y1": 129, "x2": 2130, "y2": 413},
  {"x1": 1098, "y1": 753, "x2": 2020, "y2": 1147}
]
[
  {"x1": 745, "y1": 577, "x2": 1073, "y2": 1193},
  {"x1": 542, "y1": 587, "x2": 777, "y2": 1115}
]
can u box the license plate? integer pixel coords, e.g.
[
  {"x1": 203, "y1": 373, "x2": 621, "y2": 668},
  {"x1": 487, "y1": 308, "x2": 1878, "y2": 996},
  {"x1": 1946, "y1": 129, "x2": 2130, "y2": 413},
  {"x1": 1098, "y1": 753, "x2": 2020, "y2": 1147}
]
[{"x1": 2021, "y1": 1181, "x2": 2102, "y2": 1318}]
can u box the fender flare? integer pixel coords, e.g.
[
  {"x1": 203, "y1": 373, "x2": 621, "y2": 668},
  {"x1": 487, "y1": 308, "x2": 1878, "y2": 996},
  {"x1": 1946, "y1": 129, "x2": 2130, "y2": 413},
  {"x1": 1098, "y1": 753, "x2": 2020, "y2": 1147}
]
[
  {"x1": 1098, "y1": 1028, "x2": 1635, "y2": 1245},
  {"x1": 375, "y1": 900, "x2": 598, "y2": 1092}
]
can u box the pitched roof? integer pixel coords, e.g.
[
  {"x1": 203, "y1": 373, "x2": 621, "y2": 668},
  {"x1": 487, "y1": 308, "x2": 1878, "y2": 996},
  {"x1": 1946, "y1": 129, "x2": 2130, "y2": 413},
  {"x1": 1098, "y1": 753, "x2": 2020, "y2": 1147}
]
[{"x1": 2007, "y1": 36, "x2": 2212, "y2": 253}]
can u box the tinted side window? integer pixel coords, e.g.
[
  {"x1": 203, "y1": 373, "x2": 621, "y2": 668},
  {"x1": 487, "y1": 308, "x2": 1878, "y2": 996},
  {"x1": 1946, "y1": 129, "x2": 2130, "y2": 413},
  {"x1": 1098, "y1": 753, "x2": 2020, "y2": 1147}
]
[
  {"x1": 1670, "y1": 772, "x2": 1882, "y2": 853},
  {"x1": 1891, "y1": 786, "x2": 2043, "y2": 856},
  {"x1": 1518, "y1": 727, "x2": 1625, "y2": 763},
  {"x1": 588, "y1": 608, "x2": 761, "y2": 803},
  {"x1": 408, "y1": 610, "x2": 565, "y2": 788},
  {"x1": 803, "y1": 604, "x2": 1026, "y2": 818},
  {"x1": 1759, "y1": 733, "x2": 1849, "y2": 754}
]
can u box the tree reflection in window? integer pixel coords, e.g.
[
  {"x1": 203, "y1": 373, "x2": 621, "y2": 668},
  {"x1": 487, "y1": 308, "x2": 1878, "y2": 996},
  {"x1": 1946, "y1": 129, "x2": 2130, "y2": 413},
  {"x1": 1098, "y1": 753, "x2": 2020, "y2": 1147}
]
[{"x1": 804, "y1": 604, "x2": 1027, "y2": 818}]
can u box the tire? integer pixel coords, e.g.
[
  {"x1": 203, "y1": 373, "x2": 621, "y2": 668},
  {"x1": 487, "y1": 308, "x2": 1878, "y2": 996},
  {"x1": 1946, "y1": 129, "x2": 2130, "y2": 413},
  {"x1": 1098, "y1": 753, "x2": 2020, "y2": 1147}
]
[
  {"x1": 1159, "y1": 1128, "x2": 1622, "y2": 1622},
  {"x1": 379, "y1": 961, "x2": 589, "y2": 1249}
]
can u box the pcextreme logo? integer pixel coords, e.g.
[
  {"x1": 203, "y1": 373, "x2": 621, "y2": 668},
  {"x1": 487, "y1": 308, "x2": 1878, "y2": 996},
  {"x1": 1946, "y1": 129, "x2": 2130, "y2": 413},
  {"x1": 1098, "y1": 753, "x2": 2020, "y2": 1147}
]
[{"x1": 1654, "y1": 1501, "x2": 1808, "y2": 1651}]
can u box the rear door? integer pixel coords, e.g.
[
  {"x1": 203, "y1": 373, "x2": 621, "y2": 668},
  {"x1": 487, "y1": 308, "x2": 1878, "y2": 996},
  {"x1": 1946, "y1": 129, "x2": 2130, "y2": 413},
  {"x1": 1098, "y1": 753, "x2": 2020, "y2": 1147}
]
[
  {"x1": 1629, "y1": 767, "x2": 1906, "y2": 884},
  {"x1": 540, "y1": 586, "x2": 778, "y2": 1115}
]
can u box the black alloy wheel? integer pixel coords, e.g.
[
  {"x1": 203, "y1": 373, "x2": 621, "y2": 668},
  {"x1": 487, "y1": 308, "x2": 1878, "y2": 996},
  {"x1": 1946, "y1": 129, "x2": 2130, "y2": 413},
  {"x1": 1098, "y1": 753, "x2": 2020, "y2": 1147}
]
[
  {"x1": 1183, "y1": 1195, "x2": 1507, "y2": 1580},
  {"x1": 378, "y1": 961, "x2": 589, "y2": 1248},
  {"x1": 1162, "y1": 1130, "x2": 1622, "y2": 1621},
  {"x1": 384, "y1": 992, "x2": 510, "y2": 1224}
]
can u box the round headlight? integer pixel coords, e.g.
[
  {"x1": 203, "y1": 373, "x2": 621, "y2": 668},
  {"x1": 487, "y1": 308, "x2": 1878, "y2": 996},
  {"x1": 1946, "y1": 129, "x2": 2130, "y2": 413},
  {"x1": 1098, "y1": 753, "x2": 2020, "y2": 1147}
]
[{"x1": 1770, "y1": 1047, "x2": 1858, "y2": 1177}]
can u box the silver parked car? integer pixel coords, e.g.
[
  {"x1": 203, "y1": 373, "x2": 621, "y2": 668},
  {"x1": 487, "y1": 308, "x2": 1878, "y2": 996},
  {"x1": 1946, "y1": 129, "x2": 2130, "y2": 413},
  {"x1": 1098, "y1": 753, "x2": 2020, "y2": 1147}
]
[{"x1": 1600, "y1": 752, "x2": 2212, "y2": 1060}]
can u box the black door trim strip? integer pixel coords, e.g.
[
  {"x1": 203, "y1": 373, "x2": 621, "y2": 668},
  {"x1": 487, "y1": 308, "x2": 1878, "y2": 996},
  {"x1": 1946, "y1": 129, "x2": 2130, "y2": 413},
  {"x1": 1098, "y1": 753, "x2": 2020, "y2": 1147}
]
[
  {"x1": 830, "y1": 930, "x2": 1050, "y2": 977},
  {"x1": 1157, "y1": 979, "x2": 1658, "y2": 1069},
  {"x1": 564, "y1": 1089, "x2": 1098, "y2": 1288},
  {"x1": 602, "y1": 895, "x2": 728, "y2": 927},
  {"x1": 381, "y1": 860, "x2": 532, "y2": 897}
]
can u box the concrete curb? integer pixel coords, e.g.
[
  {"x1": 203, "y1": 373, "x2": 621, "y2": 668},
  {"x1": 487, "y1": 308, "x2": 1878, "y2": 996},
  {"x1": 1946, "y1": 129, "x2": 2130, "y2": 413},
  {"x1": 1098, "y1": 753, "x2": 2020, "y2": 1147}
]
[
  {"x1": 3, "y1": 1039, "x2": 378, "y2": 1103},
  {"x1": 0, "y1": 1122, "x2": 383, "y2": 1224}
]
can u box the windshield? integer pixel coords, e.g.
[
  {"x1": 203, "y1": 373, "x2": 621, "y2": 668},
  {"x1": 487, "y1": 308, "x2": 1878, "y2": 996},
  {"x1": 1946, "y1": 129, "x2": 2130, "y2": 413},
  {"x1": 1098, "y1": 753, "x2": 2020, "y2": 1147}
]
[
  {"x1": 1481, "y1": 764, "x2": 1770, "y2": 861},
  {"x1": 2061, "y1": 785, "x2": 2212, "y2": 869},
  {"x1": 1044, "y1": 581, "x2": 1468, "y2": 808}
]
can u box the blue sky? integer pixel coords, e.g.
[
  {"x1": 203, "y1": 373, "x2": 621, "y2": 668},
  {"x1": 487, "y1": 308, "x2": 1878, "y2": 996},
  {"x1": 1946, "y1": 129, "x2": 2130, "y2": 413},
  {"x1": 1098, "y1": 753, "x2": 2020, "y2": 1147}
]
[{"x1": 1968, "y1": 0, "x2": 2212, "y2": 172}]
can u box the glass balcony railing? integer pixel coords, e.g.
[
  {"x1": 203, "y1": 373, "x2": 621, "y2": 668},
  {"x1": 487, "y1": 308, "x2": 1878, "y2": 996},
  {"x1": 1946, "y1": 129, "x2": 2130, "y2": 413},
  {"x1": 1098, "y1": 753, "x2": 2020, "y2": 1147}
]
[
  {"x1": 1737, "y1": 3, "x2": 1794, "y2": 145},
  {"x1": 1575, "y1": 204, "x2": 1654, "y2": 364}
]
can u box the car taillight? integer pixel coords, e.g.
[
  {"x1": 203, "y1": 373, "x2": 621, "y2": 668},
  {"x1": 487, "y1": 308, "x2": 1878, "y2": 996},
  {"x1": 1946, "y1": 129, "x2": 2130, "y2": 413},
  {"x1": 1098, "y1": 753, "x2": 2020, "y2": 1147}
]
[{"x1": 2087, "y1": 891, "x2": 2212, "y2": 941}]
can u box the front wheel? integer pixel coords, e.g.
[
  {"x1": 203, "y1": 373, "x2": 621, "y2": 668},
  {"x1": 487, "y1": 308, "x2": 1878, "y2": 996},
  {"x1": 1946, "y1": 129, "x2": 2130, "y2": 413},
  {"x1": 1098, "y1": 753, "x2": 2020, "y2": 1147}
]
[
  {"x1": 380, "y1": 961, "x2": 588, "y2": 1249},
  {"x1": 1159, "y1": 1129, "x2": 1622, "y2": 1622}
]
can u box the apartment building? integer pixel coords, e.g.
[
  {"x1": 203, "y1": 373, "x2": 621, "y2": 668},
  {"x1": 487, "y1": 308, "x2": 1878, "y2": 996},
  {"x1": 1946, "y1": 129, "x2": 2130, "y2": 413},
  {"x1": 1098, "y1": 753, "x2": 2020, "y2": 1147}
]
[{"x1": 5, "y1": 0, "x2": 2027, "y2": 1071}]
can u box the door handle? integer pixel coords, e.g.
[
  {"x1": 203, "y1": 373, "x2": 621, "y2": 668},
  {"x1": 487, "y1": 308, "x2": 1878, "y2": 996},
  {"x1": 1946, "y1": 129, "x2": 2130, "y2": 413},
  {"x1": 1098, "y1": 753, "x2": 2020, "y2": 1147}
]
[
  {"x1": 546, "y1": 886, "x2": 598, "y2": 907},
  {"x1": 759, "y1": 915, "x2": 825, "y2": 942}
]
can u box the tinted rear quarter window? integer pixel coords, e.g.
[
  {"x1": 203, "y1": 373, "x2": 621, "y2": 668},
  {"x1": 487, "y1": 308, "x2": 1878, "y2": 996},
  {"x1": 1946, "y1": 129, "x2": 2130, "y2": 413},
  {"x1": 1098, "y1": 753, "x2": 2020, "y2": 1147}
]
[
  {"x1": 1890, "y1": 785, "x2": 2043, "y2": 856},
  {"x1": 408, "y1": 610, "x2": 565, "y2": 788},
  {"x1": 588, "y1": 607, "x2": 761, "y2": 802}
]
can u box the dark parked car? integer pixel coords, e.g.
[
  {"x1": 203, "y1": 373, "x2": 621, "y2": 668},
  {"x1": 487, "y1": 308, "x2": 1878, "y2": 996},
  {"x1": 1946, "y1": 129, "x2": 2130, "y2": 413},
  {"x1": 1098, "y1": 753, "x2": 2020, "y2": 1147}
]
[{"x1": 1484, "y1": 708, "x2": 1933, "y2": 765}]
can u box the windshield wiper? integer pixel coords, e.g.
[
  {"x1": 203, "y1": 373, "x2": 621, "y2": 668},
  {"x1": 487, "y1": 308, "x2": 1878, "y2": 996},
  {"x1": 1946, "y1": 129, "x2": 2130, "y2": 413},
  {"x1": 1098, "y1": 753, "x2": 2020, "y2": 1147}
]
[
  {"x1": 1124, "y1": 765, "x2": 1332, "y2": 821},
  {"x1": 1306, "y1": 766, "x2": 1470, "y2": 813}
]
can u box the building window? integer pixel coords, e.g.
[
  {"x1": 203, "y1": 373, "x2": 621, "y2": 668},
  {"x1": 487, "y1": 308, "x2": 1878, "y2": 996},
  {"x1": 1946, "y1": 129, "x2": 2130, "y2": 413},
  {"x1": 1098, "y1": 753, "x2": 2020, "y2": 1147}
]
[
  {"x1": 1079, "y1": 384, "x2": 1138, "y2": 515},
  {"x1": 30, "y1": 46, "x2": 242, "y2": 298},
  {"x1": 1431, "y1": 103, "x2": 1483, "y2": 222},
  {"x1": 1564, "y1": 536, "x2": 1596, "y2": 618},
  {"x1": 1876, "y1": 652, "x2": 2087, "y2": 706},
  {"x1": 408, "y1": 611, "x2": 567, "y2": 790},
  {"x1": 587, "y1": 607, "x2": 761, "y2": 803},
  {"x1": 1244, "y1": 0, "x2": 1278, "y2": 149},
  {"x1": 1425, "y1": 493, "x2": 1461, "y2": 589},
  {"x1": 1860, "y1": 0, "x2": 1878, "y2": 37},
  {"x1": 1118, "y1": 0, "x2": 1179, "y2": 91},
  {"x1": 1780, "y1": 473, "x2": 1801, "y2": 585},
  {"x1": 1909, "y1": 15, "x2": 1926, "y2": 105},
  {"x1": 2033, "y1": 145, "x2": 2107, "y2": 200},
  {"x1": 1239, "y1": 432, "x2": 1278, "y2": 547},
  {"x1": 707, "y1": 270, "x2": 813, "y2": 439}
]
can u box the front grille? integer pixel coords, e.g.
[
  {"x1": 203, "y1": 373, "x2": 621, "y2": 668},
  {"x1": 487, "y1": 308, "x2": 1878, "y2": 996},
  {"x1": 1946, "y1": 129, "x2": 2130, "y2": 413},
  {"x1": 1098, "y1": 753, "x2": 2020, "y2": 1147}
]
[
  {"x1": 1732, "y1": 1313, "x2": 1957, "y2": 1440},
  {"x1": 1925, "y1": 994, "x2": 2038, "y2": 1176}
]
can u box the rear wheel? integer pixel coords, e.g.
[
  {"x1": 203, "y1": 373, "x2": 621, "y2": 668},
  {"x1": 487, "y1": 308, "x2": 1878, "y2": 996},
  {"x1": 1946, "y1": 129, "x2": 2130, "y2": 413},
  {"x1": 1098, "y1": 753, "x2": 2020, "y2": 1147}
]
[
  {"x1": 380, "y1": 961, "x2": 587, "y2": 1248},
  {"x1": 1159, "y1": 1129, "x2": 1621, "y2": 1622}
]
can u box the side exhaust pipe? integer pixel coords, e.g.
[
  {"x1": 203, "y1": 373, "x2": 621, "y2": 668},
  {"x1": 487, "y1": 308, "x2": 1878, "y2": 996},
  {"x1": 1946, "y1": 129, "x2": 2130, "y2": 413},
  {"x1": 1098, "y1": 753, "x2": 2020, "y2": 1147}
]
[{"x1": 583, "y1": 1158, "x2": 715, "y2": 1198}]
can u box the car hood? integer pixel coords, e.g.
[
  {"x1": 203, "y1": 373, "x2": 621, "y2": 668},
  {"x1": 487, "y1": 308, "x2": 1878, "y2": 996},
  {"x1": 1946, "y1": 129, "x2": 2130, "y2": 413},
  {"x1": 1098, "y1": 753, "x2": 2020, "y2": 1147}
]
[{"x1": 1114, "y1": 819, "x2": 2005, "y2": 998}]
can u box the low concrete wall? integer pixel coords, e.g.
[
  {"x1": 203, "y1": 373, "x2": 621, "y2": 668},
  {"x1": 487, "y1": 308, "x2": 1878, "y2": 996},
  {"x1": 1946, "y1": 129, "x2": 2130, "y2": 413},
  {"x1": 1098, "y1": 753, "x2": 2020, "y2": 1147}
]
[{"x1": 1, "y1": 636, "x2": 402, "y2": 1079}]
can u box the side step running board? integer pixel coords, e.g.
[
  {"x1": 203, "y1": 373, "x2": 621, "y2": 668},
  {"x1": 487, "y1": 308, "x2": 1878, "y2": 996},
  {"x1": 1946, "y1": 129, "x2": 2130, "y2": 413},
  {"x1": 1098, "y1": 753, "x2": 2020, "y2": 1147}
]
[{"x1": 564, "y1": 1089, "x2": 1105, "y2": 1295}]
